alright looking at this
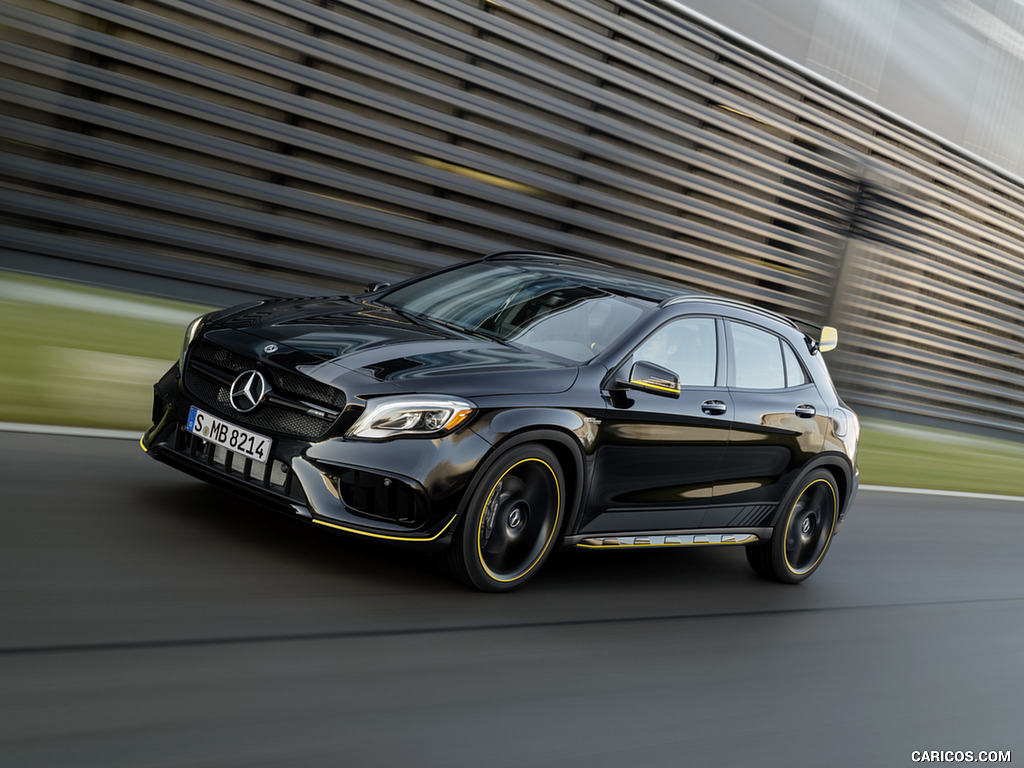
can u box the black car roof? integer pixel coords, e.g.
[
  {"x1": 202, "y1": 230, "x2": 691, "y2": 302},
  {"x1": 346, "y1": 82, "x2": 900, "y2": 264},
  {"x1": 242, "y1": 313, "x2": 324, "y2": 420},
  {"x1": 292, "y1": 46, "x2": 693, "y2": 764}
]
[{"x1": 482, "y1": 251, "x2": 798, "y2": 329}]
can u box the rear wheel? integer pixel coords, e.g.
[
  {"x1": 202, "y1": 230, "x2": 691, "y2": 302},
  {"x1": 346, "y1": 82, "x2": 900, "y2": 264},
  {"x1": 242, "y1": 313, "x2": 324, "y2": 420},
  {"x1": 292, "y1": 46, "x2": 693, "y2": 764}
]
[
  {"x1": 746, "y1": 469, "x2": 839, "y2": 584},
  {"x1": 445, "y1": 443, "x2": 564, "y2": 592}
]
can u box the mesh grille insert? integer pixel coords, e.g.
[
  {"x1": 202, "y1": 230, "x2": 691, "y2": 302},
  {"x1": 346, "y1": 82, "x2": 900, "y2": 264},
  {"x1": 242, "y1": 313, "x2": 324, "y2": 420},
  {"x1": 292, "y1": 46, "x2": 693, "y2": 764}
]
[{"x1": 183, "y1": 340, "x2": 345, "y2": 439}]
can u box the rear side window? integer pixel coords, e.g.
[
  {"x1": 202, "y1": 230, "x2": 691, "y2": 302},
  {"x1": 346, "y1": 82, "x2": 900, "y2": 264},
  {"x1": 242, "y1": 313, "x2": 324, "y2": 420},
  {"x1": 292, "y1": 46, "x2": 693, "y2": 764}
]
[
  {"x1": 729, "y1": 321, "x2": 789, "y2": 389},
  {"x1": 782, "y1": 341, "x2": 810, "y2": 387}
]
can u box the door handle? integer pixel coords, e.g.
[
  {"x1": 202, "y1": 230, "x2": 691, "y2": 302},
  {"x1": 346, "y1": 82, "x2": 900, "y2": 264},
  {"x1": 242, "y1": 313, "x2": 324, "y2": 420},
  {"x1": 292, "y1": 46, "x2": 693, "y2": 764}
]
[
  {"x1": 795, "y1": 404, "x2": 817, "y2": 418},
  {"x1": 701, "y1": 399, "x2": 728, "y2": 415}
]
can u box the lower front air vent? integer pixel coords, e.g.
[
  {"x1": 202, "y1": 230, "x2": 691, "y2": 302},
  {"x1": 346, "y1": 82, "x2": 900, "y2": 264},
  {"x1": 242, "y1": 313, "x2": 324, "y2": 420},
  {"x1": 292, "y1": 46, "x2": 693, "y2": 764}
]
[{"x1": 331, "y1": 468, "x2": 427, "y2": 528}]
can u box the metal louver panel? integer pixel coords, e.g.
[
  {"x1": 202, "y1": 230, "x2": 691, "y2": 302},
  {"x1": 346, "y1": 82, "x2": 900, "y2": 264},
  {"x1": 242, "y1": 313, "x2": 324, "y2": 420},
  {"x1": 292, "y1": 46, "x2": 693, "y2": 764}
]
[{"x1": 1, "y1": 0, "x2": 1022, "y2": 434}]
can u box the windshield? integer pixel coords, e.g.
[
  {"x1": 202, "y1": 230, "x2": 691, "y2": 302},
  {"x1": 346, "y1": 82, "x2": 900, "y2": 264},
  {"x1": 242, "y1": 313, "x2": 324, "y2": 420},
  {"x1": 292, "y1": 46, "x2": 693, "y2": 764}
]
[{"x1": 378, "y1": 262, "x2": 651, "y2": 362}]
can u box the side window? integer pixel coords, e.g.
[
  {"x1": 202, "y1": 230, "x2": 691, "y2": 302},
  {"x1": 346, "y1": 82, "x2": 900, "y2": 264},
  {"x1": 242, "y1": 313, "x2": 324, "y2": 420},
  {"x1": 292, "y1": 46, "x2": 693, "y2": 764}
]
[
  {"x1": 633, "y1": 317, "x2": 718, "y2": 386},
  {"x1": 729, "y1": 321, "x2": 786, "y2": 389},
  {"x1": 782, "y1": 341, "x2": 810, "y2": 387}
]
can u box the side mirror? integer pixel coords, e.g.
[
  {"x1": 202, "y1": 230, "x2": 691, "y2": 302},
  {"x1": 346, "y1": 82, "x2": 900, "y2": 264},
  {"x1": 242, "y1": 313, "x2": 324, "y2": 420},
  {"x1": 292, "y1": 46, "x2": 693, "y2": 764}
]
[
  {"x1": 364, "y1": 281, "x2": 391, "y2": 293},
  {"x1": 618, "y1": 360, "x2": 681, "y2": 398},
  {"x1": 818, "y1": 326, "x2": 838, "y2": 353}
]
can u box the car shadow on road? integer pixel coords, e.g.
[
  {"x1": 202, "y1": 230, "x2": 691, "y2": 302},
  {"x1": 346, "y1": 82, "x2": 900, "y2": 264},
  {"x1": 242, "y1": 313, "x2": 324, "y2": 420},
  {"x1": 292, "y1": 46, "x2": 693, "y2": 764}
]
[
  {"x1": 140, "y1": 476, "x2": 790, "y2": 598},
  {"x1": 140, "y1": 478, "x2": 444, "y2": 589}
]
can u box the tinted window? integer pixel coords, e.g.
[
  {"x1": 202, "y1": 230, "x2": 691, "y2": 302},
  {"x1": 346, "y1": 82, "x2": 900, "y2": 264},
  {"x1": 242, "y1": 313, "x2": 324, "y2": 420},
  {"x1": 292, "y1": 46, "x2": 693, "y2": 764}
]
[
  {"x1": 730, "y1": 321, "x2": 785, "y2": 389},
  {"x1": 783, "y1": 341, "x2": 810, "y2": 387},
  {"x1": 633, "y1": 317, "x2": 718, "y2": 386}
]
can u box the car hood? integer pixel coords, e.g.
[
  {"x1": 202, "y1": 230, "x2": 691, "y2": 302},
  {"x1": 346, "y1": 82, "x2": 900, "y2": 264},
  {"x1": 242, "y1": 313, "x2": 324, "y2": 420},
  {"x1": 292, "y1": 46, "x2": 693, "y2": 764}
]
[{"x1": 202, "y1": 296, "x2": 578, "y2": 396}]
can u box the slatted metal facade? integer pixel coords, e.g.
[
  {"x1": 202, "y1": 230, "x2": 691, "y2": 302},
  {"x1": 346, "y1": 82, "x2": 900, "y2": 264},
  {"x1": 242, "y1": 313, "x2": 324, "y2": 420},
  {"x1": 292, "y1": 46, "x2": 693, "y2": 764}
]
[{"x1": 1, "y1": 0, "x2": 1022, "y2": 434}]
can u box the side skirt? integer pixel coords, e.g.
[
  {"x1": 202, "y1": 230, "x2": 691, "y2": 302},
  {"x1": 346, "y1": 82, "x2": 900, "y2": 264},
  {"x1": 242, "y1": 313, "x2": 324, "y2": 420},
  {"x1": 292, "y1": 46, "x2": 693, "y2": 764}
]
[{"x1": 567, "y1": 528, "x2": 772, "y2": 549}]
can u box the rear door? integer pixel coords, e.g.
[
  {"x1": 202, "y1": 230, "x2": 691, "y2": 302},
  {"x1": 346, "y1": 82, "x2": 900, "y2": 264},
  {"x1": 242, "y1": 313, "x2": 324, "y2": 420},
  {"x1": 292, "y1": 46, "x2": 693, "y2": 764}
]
[{"x1": 703, "y1": 318, "x2": 829, "y2": 528}]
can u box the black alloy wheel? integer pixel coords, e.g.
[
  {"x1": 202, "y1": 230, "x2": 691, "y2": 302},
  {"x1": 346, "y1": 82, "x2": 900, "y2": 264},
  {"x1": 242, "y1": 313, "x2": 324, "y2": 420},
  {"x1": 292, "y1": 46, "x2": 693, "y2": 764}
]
[
  {"x1": 445, "y1": 443, "x2": 564, "y2": 592},
  {"x1": 746, "y1": 469, "x2": 839, "y2": 584}
]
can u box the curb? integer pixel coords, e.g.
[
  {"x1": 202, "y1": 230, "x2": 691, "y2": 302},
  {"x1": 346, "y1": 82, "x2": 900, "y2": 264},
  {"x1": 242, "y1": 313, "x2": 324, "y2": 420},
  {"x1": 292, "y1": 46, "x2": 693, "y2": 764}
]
[
  {"x1": 0, "y1": 422, "x2": 142, "y2": 441},
  {"x1": 859, "y1": 484, "x2": 1024, "y2": 503}
]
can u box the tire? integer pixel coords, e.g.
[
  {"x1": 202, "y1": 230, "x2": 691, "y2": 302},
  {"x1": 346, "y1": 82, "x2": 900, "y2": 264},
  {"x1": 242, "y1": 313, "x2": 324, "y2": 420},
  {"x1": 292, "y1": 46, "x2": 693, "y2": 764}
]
[
  {"x1": 444, "y1": 443, "x2": 565, "y2": 592},
  {"x1": 746, "y1": 469, "x2": 840, "y2": 584},
  {"x1": 744, "y1": 540, "x2": 774, "y2": 578}
]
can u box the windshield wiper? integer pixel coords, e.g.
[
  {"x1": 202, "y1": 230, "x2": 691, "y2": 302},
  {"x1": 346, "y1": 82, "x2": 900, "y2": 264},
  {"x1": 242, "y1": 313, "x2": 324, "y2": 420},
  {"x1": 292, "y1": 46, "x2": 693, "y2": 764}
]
[
  {"x1": 429, "y1": 317, "x2": 517, "y2": 346},
  {"x1": 378, "y1": 304, "x2": 515, "y2": 346}
]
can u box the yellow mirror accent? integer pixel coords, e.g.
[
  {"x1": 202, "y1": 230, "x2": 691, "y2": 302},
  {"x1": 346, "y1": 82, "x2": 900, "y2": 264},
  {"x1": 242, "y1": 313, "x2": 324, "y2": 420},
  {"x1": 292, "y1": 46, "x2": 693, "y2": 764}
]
[{"x1": 629, "y1": 379, "x2": 680, "y2": 395}]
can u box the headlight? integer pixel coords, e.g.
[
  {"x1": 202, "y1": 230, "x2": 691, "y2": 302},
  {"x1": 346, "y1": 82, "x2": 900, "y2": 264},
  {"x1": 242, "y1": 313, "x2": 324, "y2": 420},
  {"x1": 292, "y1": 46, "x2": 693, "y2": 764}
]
[
  {"x1": 347, "y1": 396, "x2": 475, "y2": 439},
  {"x1": 178, "y1": 313, "x2": 210, "y2": 370}
]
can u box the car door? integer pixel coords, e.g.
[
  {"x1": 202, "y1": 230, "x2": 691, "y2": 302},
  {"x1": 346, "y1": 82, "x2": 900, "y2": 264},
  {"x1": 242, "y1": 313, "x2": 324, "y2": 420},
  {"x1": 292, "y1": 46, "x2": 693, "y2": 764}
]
[
  {"x1": 580, "y1": 315, "x2": 734, "y2": 535},
  {"x1": 703, "y1": 318, "x2": 829, "y2": 528}
]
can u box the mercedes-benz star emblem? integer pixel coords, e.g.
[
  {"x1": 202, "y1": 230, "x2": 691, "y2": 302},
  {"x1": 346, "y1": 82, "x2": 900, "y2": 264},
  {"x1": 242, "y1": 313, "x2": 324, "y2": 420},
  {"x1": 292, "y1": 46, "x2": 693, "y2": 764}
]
[
  {"x1": 229, "y1": 370, "x2": 270, "y2": 413},
  {"x1": 264, "y1": 344, "x2": 278, "y2": 354}
]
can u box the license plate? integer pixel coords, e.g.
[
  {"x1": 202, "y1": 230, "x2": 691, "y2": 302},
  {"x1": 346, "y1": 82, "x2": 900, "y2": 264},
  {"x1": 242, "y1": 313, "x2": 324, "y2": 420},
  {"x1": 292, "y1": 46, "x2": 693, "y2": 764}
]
[{"x1": 187, "y1": 406, "x2": 272, "y2": 464}]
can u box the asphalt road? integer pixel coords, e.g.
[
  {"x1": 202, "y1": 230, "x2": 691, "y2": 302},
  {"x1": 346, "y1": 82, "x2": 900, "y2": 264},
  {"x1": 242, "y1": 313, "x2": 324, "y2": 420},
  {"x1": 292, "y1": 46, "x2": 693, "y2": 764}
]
[{"x1": 1, "y1": 431, "x2": 1022, "y2": 768}]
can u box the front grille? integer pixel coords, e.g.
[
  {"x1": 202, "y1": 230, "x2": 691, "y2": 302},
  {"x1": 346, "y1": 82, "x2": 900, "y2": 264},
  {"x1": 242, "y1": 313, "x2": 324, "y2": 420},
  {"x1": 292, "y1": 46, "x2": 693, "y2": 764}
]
[
  {"x1": 183, "y1": 340, "x2": 345, "y2": 439},
  {"x1": 190, "y1": 341, "x2": 250, "y2": 375}
]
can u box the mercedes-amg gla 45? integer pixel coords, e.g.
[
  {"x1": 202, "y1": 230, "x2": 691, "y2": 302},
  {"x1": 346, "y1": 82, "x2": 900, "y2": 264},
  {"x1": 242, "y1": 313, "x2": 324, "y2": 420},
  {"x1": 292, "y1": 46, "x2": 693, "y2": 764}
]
[{"x1": 143, "y1": 252, "x2": 859, "y2": 591}]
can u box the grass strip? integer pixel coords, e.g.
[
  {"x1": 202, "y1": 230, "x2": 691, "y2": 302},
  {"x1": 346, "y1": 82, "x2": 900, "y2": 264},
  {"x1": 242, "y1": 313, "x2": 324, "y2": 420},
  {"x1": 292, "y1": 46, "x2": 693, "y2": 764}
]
[
  {"x1": 857, "y1": 423, "x2": 1024, "y2": 497},
  {"x1": 0, "y1": 272, "x2": 209, "y2": 431},
  {"x1": 2, "y1": 271, "x2": 1022, "y2": 496}
]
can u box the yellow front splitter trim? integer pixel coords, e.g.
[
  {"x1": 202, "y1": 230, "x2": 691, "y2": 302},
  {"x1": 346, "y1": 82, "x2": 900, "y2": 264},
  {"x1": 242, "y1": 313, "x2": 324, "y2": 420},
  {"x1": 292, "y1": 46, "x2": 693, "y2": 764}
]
[{"x1": 313, "y1": 514, "x2": 458, "y2": 543}]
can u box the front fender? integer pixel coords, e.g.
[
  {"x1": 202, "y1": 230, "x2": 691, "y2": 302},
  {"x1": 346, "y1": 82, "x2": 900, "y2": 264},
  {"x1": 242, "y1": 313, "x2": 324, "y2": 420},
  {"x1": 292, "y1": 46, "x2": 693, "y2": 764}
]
[
  {"x1": 472, "y1": 407, "x2": 599, "y2": 452},
  {"x1": 468, "y1": 409, "x2": 593, "y2": 542}
]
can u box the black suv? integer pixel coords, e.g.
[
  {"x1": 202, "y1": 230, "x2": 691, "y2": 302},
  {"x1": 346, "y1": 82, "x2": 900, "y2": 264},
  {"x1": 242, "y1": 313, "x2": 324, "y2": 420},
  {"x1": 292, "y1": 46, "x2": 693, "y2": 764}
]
[{"x1": 143, "y1": 252, "x2": 859, "y2": 591}]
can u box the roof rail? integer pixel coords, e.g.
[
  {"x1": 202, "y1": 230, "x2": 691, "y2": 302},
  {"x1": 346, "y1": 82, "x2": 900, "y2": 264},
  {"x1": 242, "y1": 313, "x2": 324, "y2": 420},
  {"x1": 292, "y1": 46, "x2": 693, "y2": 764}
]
[
  {"x1": 481, "y1": 250, "x2": 590, "y2": 263},
  {"x1": 660, "y1": 295, "x2": 798, "y2": 329}
]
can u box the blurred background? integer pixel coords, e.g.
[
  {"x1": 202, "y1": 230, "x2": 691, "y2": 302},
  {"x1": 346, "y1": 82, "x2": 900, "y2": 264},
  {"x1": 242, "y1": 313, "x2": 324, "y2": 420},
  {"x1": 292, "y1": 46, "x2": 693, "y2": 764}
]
[
  {"x1": 3, "y1": 6, "x2": 1024, "y2": 766},
  {"x1": 1, "y1": 0, "x2": 1023, "y2": 487}
]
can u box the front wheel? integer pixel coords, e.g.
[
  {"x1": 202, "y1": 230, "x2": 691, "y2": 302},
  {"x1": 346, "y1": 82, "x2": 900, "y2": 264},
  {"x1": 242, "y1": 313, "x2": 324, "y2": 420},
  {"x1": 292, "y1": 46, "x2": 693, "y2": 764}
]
[
  {"x1": 746, "y1": 469, "x2": 840, "y2": 584},
  {"x1": 444, "y1": 443, "x2": 564, "y2": 592}
]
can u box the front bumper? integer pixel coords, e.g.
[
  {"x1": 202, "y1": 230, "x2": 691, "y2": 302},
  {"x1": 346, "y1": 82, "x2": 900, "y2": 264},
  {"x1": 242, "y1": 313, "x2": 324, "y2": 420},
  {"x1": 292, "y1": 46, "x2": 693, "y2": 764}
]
[{"x1": 142, "y1": 368, "x2": 492, "y2": 549}]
